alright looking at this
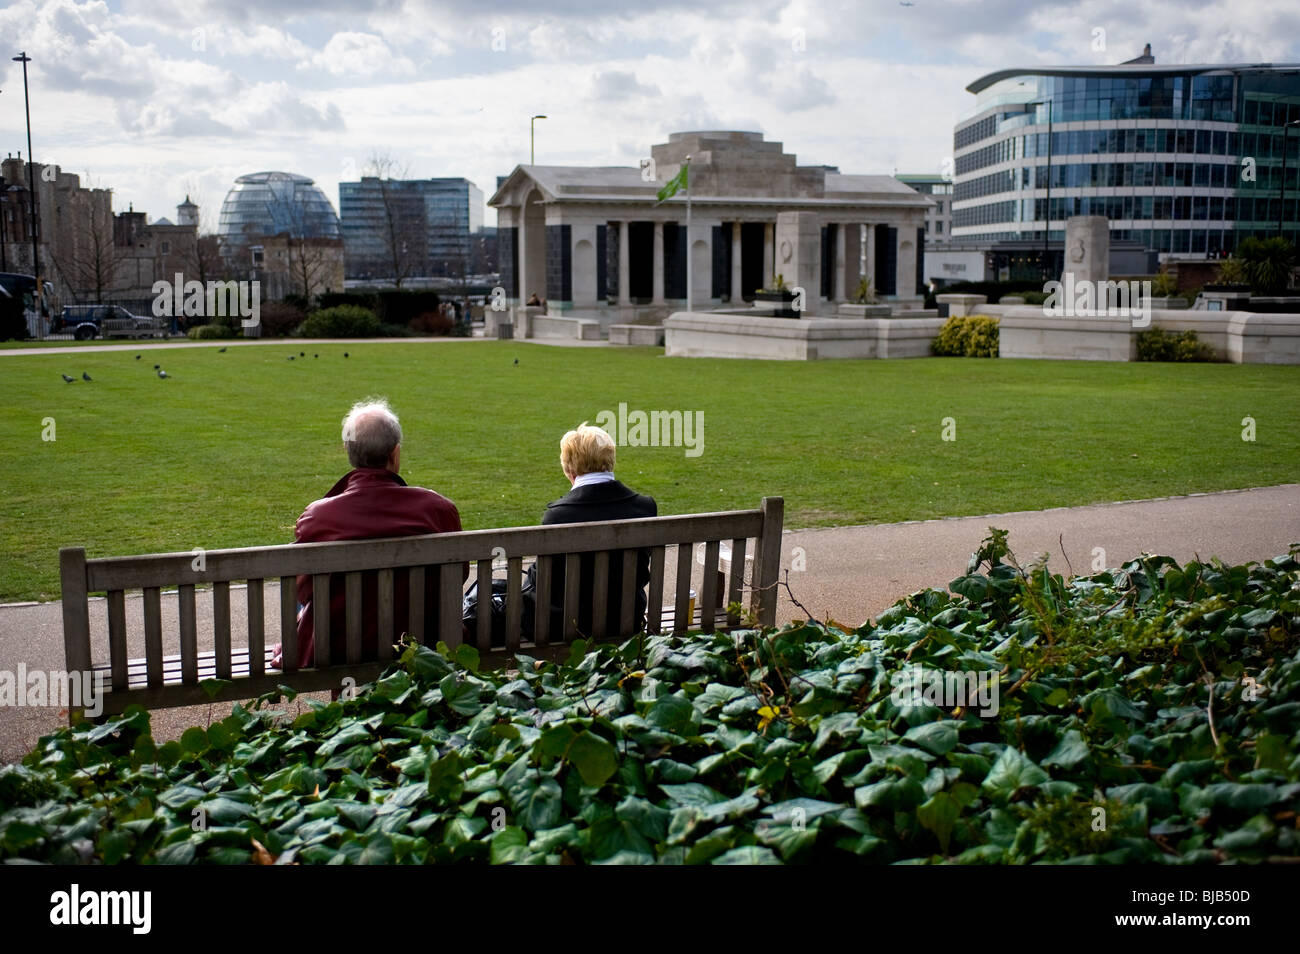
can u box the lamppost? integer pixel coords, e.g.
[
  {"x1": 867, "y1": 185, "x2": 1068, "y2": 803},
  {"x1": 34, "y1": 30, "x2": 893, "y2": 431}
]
[
  {"x1": 13, "y1": 52, "x2": 38, "y2": 292},
  {"x1": 530, "y1": 114, "x2": 546, "y2": 165},
  {"x1": 1027, "y1": 97, "x2": 1054, "y2": 281},
  {"x1": 1278, "y1": 118, "x2": 1300, "y2": 239}
]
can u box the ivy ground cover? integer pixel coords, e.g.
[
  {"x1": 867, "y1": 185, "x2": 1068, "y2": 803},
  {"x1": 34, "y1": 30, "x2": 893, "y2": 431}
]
[{"x1": 2, "y1": 535, "x2": 1298, "y2": 864}]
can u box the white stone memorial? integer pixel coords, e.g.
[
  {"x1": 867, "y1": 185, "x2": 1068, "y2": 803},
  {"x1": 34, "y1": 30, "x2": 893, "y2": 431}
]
[
  {"x1": 773, "y1": 211, "x2": 821, "y2": 316},
  {"x1": 1061, "y1": 215, "x2": 1109, "y2": 286}
]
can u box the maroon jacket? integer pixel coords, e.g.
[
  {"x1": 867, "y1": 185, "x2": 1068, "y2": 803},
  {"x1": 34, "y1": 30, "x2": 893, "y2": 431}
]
[{"x1": 294, "y1": 468, "x2": 465, "y2": 668}]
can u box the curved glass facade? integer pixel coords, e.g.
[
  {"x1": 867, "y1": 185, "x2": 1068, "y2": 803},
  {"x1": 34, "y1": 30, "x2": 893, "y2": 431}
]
[
  {"x1": 953, "y1": 66, "x2": 1300, "y2": 257},
  {"x1": 217, "y1": 171, "x2": 341, "y2": 245}
]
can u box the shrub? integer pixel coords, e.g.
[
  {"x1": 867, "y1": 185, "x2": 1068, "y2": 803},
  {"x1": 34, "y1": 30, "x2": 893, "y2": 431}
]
[
  {"x1": 1236, "y1": 236, "x2": 1296, "y2": 294},
  {"x1": 187, "y1": 323, "x2": 235, "y2": 340},
  {"x1": 296, "y1": 305, "x2": 382, "y2": 338},
  {"x1": 1018, "y1": 291, "x2": 1049, "y2": 305},
  {"x1": 1214, "y1": 256, "x2": 1249, "y2": 286},
  {"x1": 932, "y1": 314, "x2": 999, "y2": 357},
  {"x1": 1151, "y1": 269, "x2": 1178, "y2": 297},
  {"x1": 409, "y1": 311, "x2": 454, "y2": 336},
  {"x1": 258, "y1": 301, "x2": 307, "y2": 337},
  {"x1": 1135, "y1": 328, "x2": 1216, "y2": 362}
]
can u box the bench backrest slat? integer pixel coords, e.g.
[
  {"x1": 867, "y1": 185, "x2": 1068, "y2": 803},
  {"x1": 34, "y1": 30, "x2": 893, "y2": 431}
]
[
  {"x1": 590, "y1": 551, "x2": 609, "y2": 641},
  {"x1": 108, "y1": 590, "x2": 128, "y2": 691},
  {"x1": 213, "y1": 581, "x2": 232, "y2": 679},
  {"x1": 699, "y1": 541, "x2": 720, "y2": 635},
  {"x1": 144, "y1": 586, "x2": 164, "y2": 686},
  {"x1": 562, "y1": 552, "x2": 581, "y2": 642},
  {"x1": 646, "y1": 545, "x2": 666, "y2": 635},
  {"x1": 727, "y1": 537, "x2": 748, "y2": 627},
  {"x1": 279, "y1": 576, "x2": 298, "y2": 672},
  {"x1": 312, "y1": 574, "x2": 331, "y2": 667},
  {"x1": 179, "y1": 584, "x2": 198, "y2": 683},
  {"x1": 673, "y1": 541, "x2": 692, "y2": 633},
  {"x1": 532, "y1": 556, "x2": 552, "y2": 648},
  {"x1": 247, "y1": 580, "x2": 265, "y2": 677},
  {"x1": 501, "y1": 558, "x2": 522, "y2": 653},
  {"x1": 345, "y1": 571, "x2": 363, "y2": 664},
  {"x1": 57, "y1": 498, "x2": 784, "y2": 721},
  {"x1": 618, "y1": 548, "x2": 636, "y2": 638},
  {"x1": 407, "y1": 566, "x2": 425, "y2": 644},
  {"x1": 439, "y1": 564, "x2": 462, "y2": 649},
  {"x1": 376, "y1": 568, "x2": 394, "y2": 663}
]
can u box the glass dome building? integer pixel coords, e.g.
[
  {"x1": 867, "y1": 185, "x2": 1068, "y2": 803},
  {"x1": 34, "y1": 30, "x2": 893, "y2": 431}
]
[{"x1": 217, "y1": 171, "x2": 341, "y2": 244}]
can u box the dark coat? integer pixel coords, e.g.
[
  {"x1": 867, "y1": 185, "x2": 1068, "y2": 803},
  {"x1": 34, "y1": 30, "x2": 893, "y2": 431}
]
[
  {"x1": 534, "y1": 478, "x2": 657, "y2": 638},
  {"x1": 294, "y1": 468, "x2": 464, "y2": 667}
]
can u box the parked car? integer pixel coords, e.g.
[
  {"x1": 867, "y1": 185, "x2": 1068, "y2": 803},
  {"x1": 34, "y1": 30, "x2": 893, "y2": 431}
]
[{"x1": 53, "y1": 304, "x2": 157, "y2": 340}]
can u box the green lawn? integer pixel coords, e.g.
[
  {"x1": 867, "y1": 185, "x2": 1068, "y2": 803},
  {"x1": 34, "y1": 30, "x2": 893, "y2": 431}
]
[{"x1": 1, "y1": 340, "x2": 1297, "y2": 602}]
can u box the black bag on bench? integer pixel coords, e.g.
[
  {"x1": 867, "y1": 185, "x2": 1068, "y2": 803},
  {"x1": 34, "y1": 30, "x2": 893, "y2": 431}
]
[{"x1": 462, "y1": 576, "x2": 536, "y2": 647}]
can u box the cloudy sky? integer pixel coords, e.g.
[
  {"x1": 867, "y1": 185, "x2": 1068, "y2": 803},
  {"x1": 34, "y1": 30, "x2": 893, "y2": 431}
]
[{"x1": 2, "y1": 0, "x2": 1297, "y2": 231}]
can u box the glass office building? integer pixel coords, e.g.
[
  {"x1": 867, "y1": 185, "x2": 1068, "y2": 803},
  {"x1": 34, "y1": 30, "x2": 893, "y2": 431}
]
[
  {"x1": 339, "y1": 177, "x2": 484, "y2": 279},
  {"x1": 217, "y1": 171, "x2": 341, "y2": 245},
  {"x1": 953, "y1": 54, "x2": 1300, "y2": 261}
]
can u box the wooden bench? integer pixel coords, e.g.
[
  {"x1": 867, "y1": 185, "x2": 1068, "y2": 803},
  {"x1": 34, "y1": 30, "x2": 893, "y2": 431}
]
[
  {"x1": 59, "y1": 497, "x2": 784, "y2": 722},
  {"x1": 101, "y1": 317, "x2": 166, "y2": 339}
]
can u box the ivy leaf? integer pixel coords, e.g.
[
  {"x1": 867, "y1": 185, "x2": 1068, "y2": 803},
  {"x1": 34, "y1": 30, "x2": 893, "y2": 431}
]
[
  {"x1": 981, "y1": 748, "x2": 1049, "y2": 802},
  {"x1": 903, "y1": 721, "x2": 960, "y2": 756},
  {"x1": 916, "y1": 792, "x2": 961, "y2": 854},
  {"x1": 568, "y1": 731, "x2": 618, "y2": 788},
  {"x1": 1041, "y1": 730, "x2": 1090, "y2": 769},
  {"x1": 516, "y1": 776, "x2": 564, "y2": 831}
]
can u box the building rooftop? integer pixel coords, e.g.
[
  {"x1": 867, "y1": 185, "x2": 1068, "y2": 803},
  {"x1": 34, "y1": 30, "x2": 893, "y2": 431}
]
[{"x1": 968, "y1": 61, "x2": 1300, "y2": 94}]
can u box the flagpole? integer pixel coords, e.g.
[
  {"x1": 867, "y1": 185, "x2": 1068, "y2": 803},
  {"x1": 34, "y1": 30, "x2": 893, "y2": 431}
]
[{"x1": 684, "y1": 155, "x2": 692, "y2": 313}]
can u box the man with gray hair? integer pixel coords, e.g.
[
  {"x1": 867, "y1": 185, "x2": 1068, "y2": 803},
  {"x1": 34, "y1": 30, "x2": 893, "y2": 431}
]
[{"x1": 279, "y1": 398, "x2": 464, "y2": 669}]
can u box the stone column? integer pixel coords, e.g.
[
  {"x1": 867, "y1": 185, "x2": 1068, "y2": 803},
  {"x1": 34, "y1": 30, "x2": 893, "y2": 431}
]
[
  {"x1": 895, "y1": 226, "x2": 917, "y2": 301},
  {"x1": 730, "y1": 221, "x2": 743, "y2": 302},
  {"x1": 571, "y1": 222, "x2": 598, "y2": 308},
  {"x1": 843, "y1": 223, "x2": 862, "y2": 301},
  {"x1": 652, "y1": 221, "x2": 665, "y2": 304},
  {"x1": 763, "y1": 221, "x2": 775, "y2": 287},
  {"x1": 833, "y1": 223, "x2": 847, "y2": 303},
  {"x1": 516, "y1": 207, "x2": 528, "y2": 310},
  {"x1": 618, "y1": 220, "x2": 631, "y2": 306},
  {"x1": 862, "y1": 223, "x2": 875, "y2": 290}
]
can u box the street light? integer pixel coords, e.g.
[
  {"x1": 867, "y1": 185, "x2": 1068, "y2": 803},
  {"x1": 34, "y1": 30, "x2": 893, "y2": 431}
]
[
  {"x1": 13, "y1": 52, "x2": 38, "y2": 295},
  {"x1": 1278, "y1": 118, "x2": 1300, "y2": 239},
  {"x1": 530, "y1": 114, "x2": 546, "y2": 165},
  {"x1": 1026, "y1": 97, "x2": 1054, "y2": 281}
]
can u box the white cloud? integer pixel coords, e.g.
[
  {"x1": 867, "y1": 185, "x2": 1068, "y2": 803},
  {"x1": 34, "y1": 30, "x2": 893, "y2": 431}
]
[
  {"x1": 306, "y1": 31, "x2": 420, "y2": 74},
  {"x1": 6, "y1": 0, "x2": 1298, "y2": 229}
]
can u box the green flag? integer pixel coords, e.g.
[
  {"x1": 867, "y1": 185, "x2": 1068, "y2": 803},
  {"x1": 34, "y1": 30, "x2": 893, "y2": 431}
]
[{"x1": 656, "y1": 164, "x2": 687, "y2": 203}]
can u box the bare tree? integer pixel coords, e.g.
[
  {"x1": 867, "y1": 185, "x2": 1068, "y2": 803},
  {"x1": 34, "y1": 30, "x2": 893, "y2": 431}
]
[
  {"x1": 282, "y1": 234, "x2": 339, "y2": 300},
  {"x1": 60, "y1": 211, "x2": 120, "y2": 303},
  {"x1": 365, "y1": 152, "x2": 425, "y2": 288},
  {"x1": 184, "y1": 233, "x2": 226, "y2": 287}
]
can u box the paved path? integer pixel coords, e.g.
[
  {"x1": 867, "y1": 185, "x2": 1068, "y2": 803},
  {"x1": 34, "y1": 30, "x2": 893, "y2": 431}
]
[
  {"x1": 1, "y1": 484, "x2": 1296, "y2": 763},
  {"x1": 0, "y1": 336, "x2": 482, "y2": 358}
]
